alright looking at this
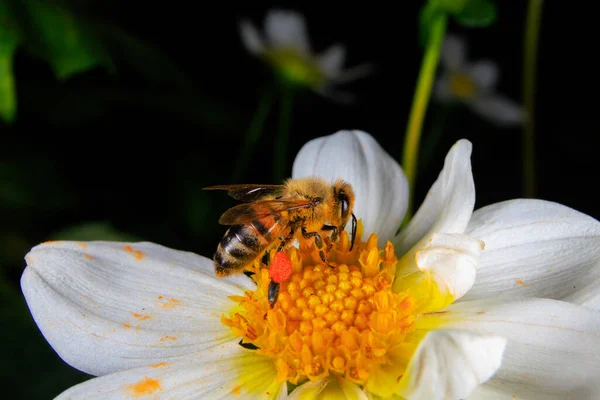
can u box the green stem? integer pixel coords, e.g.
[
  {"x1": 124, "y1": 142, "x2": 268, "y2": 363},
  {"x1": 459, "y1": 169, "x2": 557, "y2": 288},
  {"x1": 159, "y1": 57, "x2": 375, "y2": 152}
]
[
  {"x1": 273, "y1": 86, "x2": 294, "y2": 183},
  {"x1": 522, "y1": 0, "x2": 543, "y2": 198},
  {"x1": 232, "y1": 87, "x2": 275, "y2": 182},
  {"x1": 401, "y1": 14, "x2": 447, "y2": 227}
]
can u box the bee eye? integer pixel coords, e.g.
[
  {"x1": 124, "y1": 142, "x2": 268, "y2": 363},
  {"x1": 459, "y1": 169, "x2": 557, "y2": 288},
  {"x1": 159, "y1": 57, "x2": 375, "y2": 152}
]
[{"x1": 339, "y1": 193, "x2": 349, "y2": 219}]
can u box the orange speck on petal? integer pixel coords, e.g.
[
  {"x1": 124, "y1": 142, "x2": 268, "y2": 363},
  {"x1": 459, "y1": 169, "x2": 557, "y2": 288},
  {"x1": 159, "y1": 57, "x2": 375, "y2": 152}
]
[
  {"x1": 157, "y1": 296, "x2": 163, "y2": 300},
  {"x1": 150, "y1": 362, "x2": 169, "y2": 368},
  {"x1": 132, "y1": 313, "x2": 151, "y2": 320},
  {"x1": 517, "y1": 279, "x2": 524, "y2": 285},
  {"x1": 123, "y1": 245, "x2": 144, "y2": 260},
  {"x1": 84, "y1": 254, "x2": 94, "y2": 260},
  {"x1": 126, "y1": 377, "x2": 162, "y2": 396},
  {"x1": 78, "y1": 243, "x2": 87, "y2": 249},
  {"x1": 167, "y1": 298, "x2": 180, "y2": 304},
  {"x1": 41, "y1": 240, "x2": 61, "y2": 245},
  {"x1": 232, "y1": 386, "x2": 241, "y2": 395},
  {"x1": 159, "y1": 335, "x2": 177, "y2": 343},
  {"x1": 122, "y1": 323, "x2": 132, "y2": 329}
]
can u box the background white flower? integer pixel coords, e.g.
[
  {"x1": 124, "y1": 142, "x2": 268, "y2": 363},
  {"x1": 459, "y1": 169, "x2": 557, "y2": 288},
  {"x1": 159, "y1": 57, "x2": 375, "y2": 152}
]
[
  {"x1": 239, "y1": 9, "x2": 372, "y2": 102},
  {"x1": 434, "y1": 34, "x2": 525, "y2": 126}
]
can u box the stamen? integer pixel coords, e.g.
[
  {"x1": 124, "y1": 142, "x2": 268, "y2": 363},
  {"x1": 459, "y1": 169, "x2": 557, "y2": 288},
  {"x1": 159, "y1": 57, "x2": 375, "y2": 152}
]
[{"x1": 222, "y1": 227, "x2": 418, "y2": 388}]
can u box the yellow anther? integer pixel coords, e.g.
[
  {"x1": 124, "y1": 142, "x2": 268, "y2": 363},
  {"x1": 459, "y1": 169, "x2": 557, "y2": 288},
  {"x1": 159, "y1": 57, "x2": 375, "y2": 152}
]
[
  {"x1": 302, "y1": 287, "x2": 315, "y2": 298},
  {"x1": 308, "y1": 295, "x2": 321, "y2": 308},
  {"x1": 341, "y1": 309, "x2": 355, "y2": 325},
  {"x1": 332, "y1": 356, "x2": 345, "y2": 371},
  {"x1": 296, "y1": 297, "x2": 308, "y2": 310},
  {"x1": 334, "y1": 289, "x2": 347, "y2": 300},
  {"x1": 288, "y1": 307, "x2": 302, "y2": 321},
  {"x1": 321, "y1": 292, "x2": 335, "y2": 305},
  {"x1": 330, "y1": 299, "x2": 345, "y2": 313},
  {"x1": 302, "y1": 309, "x2": 315, "y2": 321},
  {"x1": 314, "y1": 304, "x2": 328, "y2": 317}
]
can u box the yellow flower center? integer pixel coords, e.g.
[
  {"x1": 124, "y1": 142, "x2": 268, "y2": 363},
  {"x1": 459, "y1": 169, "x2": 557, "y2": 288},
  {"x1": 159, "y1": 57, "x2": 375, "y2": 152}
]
[
  {"x1": 222, "y1": 226, "x2": 421, "y2": 390},
  {"x1": 262, "y1": 48, "x2": 325, "y2": 88},
  {"x1": 449, "y1": 72, "x2": 476, "y2": 99}
]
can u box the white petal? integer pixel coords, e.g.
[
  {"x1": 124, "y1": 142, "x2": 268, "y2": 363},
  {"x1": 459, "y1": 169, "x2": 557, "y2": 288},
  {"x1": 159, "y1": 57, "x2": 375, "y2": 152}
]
[
  {"x1": 468, "y1": 60, "x2": 498, "y2": 91},
  {"x1": 55, "y1": 341, "x2": 286, "y2": 399},
  {"x1": 292, "y1": 130, "x2": 409, "y2": 247},
  {"x1": 441, "y1": 34, "x2": 466, "y2": 70},
  {"x1": 264, "y1": 9, "x2": 310, "y2": 54},
  {"x1": 470, "y1": 94, "x2": 525, "y2": 126},
  {"x1": 398, "y1": 329, "x2": 506, "y2": 400},
  {"x1": 563, "y1": 271, "x2": 600, "y2": 311},
  {"x1": 21, "y1": 241, "x2": 253, "y2": 376},
  {"x1": 461, "y1": 199, "x2": 600, "y2": 303},
  {"x1": 316, "y1": 44, "x2": 346, "y2": 78},
  {"x1": 239, "y1": 19, "x2": 265, "y2": 55},
  {"x1": 412, "y1": 233, "x2": 484, "y2": 302},
  {"x1": 422, "y1": 298, "x2": 600, "y2": 398},
  {"x1": 394, "y1": 139, "x2": 475, "y2": 255}
]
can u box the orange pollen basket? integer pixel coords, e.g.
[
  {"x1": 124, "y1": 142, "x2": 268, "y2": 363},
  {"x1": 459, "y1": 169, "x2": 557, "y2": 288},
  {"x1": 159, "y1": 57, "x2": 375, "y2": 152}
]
[{"x1": 221, "y1": 226, "x2": 419, "y2": 387}]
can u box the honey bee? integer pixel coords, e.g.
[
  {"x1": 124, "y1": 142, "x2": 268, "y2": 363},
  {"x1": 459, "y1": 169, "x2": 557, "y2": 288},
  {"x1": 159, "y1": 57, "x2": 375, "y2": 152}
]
[{"x1": 204, "y1": 177, "x2": 357, "y2": 304}]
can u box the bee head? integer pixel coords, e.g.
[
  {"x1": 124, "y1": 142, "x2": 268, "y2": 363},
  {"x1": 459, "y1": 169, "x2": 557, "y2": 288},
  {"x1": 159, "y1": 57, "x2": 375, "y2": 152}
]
[{"x1": 332, "y1": 180, "x2": 355, "y2": 223}]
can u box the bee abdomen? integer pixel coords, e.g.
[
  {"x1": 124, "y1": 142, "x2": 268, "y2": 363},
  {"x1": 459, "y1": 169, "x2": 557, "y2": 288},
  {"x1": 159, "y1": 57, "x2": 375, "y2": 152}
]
[{"x1": 214, "y1": 224, "x2": 267, "y2": 276}]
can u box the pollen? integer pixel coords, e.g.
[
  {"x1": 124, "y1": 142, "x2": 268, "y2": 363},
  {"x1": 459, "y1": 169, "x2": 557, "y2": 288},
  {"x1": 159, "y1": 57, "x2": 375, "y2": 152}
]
[{"x1": 222, "y1": 226, "x2": 418, "y2": 387}]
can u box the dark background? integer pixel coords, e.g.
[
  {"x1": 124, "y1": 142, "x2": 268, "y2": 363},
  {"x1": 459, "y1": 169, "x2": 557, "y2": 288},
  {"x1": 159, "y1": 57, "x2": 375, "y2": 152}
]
[{"x1": 1, "y1": 1, "x2": 597, "y2": 398}]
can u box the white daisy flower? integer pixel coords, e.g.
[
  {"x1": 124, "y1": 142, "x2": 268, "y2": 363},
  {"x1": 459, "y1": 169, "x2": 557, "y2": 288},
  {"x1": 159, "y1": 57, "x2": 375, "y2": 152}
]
[
  {"x1": 434, "y1": 34, "x2": 526, "y2": 126},
  {"x1": 239, "y1": 9, "x2": 372, "y2": 102},
  {"x1": 22, "y1": 131, "x2": 600, "y2": 399}
]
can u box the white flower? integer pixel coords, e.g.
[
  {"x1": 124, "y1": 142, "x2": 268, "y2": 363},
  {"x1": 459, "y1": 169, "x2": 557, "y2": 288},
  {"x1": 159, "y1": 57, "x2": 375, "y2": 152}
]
[
  {"x1": 239, "y1": 9, "x2": 372, "y2": 102},
  {"x1": 434, "y1": 34, "x2": 525, "y2": 126},
  {"x1": 21, "y1": 131, "x2": 600, "y2": 399}
]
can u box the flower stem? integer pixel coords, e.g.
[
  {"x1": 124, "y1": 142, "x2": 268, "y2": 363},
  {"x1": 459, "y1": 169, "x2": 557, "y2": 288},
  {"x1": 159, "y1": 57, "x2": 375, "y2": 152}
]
[
  {"x1": 273, "y1": 86, "x2": 294, "y2": 183},
  {"x1": 522, "y1": 0, "x2": 543, "y2": 198},
  {"x1": 401, "y1": 14, "x2": 447, "y2": 227},
  {"x1": 232, "y1": 86, "x2": 275, "y2": 182}
]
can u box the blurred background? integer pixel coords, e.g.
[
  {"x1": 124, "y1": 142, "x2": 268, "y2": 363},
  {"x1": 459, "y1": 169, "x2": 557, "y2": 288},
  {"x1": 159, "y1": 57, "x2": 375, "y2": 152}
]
[{"x1": 1, "y1": 1, "x2": 597, "y2": 398}]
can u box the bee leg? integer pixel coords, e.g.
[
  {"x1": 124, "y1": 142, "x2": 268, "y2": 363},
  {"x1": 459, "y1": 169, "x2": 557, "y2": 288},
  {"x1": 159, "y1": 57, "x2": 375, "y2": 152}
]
[
  {"x1": 277, "y1": 226, "x2": 297, "y2": 253},
  {"x1": 268, "y1": 280, "x2": 280, "y2": 307},
  {"x1": 301, "y1": 228, "x2": 334, "y2": 268},
  {"x1": 322, "y1": 224, "x2": 339, "y2": 242}
]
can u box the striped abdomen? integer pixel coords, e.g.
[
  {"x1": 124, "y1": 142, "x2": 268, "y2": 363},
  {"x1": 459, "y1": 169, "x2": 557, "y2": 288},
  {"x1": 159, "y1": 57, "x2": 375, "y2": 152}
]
[{"x1": 214, "y1": 215, "x2": 284, "y2": 276}]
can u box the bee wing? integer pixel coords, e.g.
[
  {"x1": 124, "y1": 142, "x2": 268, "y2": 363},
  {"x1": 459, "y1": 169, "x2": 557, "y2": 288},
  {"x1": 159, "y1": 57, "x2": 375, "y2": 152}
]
[
  {"x1": 218, "y1": 200, "x2": 312, "y2": 225},
  {"x1": 203, "y1": 184, "x2": 286, "y2": 202}
]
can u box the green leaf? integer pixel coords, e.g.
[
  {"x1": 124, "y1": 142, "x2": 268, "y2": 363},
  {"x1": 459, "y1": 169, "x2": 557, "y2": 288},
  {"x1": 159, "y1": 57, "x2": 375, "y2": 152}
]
[
  {"x1": 16, "y1": 0, "x2": 114, "y2": 79},
  {"x1": 0, "y1": 3, "x2": 21, "y2": 123},
  {"x1": 49, "y1": 221, "x2": 142, "y2": 242},
  {"x1": 453, "y1": 0, "x2": 497, "y2": 27},
  {"x1": 421, "y1": 0, "x2": 496, "y2": 30}
]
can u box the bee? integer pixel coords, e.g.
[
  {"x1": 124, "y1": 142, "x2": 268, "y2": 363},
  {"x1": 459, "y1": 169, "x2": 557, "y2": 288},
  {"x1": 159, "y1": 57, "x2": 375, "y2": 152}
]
[{"x1": 204, "y1": 177, "x2": 357, "y2": 305}]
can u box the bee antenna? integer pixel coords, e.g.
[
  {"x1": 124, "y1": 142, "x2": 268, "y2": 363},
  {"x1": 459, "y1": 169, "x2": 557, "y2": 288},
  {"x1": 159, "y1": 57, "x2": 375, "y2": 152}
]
[{"x1": 350, "y1": 213, "x2": 357, "y2": 251}]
